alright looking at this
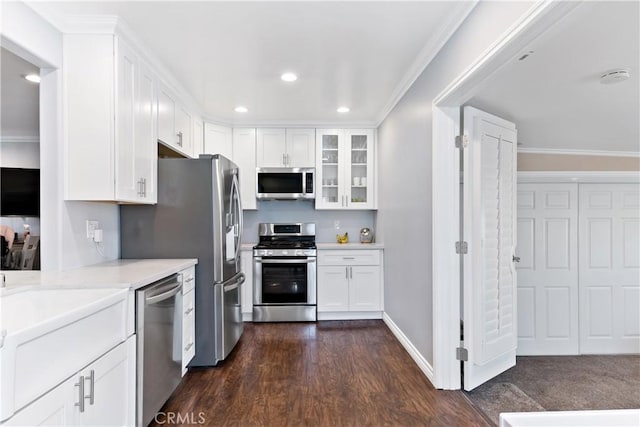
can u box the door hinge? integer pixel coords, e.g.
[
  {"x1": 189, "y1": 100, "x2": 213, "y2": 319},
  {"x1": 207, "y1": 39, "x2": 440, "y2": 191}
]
[
  {"x1": 456, "y1": 347, "x2": 468, "y2": 361},
  {"x1": 455, "y1": 241, "x2": 468, "y2": 254},
  {"x1": 455, "y1": 134, "x2": 469, "y2": 149}
]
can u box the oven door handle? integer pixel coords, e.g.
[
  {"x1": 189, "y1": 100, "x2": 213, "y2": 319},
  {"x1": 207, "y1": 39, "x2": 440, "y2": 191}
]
[{"x1": 255, "y1": 258, "x2": 316, "y2": 264}]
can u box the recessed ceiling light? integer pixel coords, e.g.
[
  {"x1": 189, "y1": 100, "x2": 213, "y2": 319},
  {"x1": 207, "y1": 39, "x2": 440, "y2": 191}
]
[
  {"x1": 337, "y1": 106, "x2": 350, "y2": 113},
  {"x1": 600, "y1": 69, "x2": 630, "y2": 85},
  {"x1": 234, "y1": 106, "x2": 248, "y2": 113},
  {"x1": 281, "y1": 73, "x2": 298, "y2": 82},
  {"x1": 24, "y1": 74, "x2": 40, "y2": 83}
]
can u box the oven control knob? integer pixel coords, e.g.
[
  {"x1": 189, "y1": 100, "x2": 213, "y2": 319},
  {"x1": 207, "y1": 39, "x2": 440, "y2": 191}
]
[
  {"x1": 267, "y1": 250, "x2": 273, "y2": 256},
  {"x1": 282, "y1": 250, "x2": 289, "y2": 255}
]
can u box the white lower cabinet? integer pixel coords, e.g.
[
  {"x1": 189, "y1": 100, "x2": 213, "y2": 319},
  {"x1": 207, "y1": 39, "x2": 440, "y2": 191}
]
[
  {"x1": 240, "y1": 249, "x2": 254, "y2": 321},
  {"x1": 3, "y1": 337, "x2": 134, "y2": 427},
  {"x1": 181, "y1": 266, "x2": 196, "y2": 374},
  {"x1": 317, "y1": 249, "x2": 383, "y2": 320}
]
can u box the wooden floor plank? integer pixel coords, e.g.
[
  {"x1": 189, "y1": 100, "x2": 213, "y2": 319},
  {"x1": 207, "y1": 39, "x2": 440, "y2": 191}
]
[{"x1": 150, "y1": 320, "x2": 490, "y2": 427}]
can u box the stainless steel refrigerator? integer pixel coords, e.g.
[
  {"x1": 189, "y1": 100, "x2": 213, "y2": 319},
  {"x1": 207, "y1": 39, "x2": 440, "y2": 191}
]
[{"x1": 120, "y1": 154, "x2": 245, "y2": 366}]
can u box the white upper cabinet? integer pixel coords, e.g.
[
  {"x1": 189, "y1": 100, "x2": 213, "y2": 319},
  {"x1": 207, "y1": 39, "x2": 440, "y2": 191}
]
[
  {"x1": 193, "y1": 119, "x2": 204, "y2": 156},
  {"x1": 64, "y1": 34, "x2": 156, "y2": 204},
  {"x1": 316, "y1": 129, "x2": 375, "y2": 210},
  {"x1": 158, "y1": 83, "x2": 194, "y2": 158},
  {"x1": 256, "y1": 128, "x2": 315, "y2": 167},
  {"x1": 176, "y1": 105, "x2": 193, "y2": 157},
  {"x1": 204, "y1": 123, "x2": 233, "y2": 159},
  {"x1": 256, "y1": 128, "x2": 287, "y2": 167},
  {"x1": 232, "y1": 128, "x2": 257, "y2": 210},
  {"x1": 285, "y1": 128, "x2": 316, "y2": 167}
]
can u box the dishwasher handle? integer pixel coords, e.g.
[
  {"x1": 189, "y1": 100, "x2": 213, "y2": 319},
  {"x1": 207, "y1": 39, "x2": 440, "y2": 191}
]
[{"x1": 145, "y1": 276, "x2": 182, "y2": 305}]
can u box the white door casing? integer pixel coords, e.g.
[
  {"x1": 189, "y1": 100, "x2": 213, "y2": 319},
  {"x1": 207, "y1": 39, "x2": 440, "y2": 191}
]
[
  {"x1": 579, "y1": 183, "x2": 640, "y2": 354},
  {"x1": 462, "y1": 106, "x2": 517, "y2": 391},
  {"x1": 516, "y1": 183, "x2": 579, "y2": 355}
]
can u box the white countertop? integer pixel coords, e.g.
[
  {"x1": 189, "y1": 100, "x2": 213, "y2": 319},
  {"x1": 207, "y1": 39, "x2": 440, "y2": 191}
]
[
  {"x1": 317, "y1": 243, "x2": 384, "y2": 250},
  {"x1": 241, "y1": 243, "x2": 383, "y2": 250},
  {"x1": 1, "y1": 258, "x2": 198, "y2": 295}
]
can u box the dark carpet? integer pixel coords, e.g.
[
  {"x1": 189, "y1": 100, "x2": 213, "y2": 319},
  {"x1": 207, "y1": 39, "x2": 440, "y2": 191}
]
[{"x1": 466, "y1": 355, "x2": 640, "y2": 426}]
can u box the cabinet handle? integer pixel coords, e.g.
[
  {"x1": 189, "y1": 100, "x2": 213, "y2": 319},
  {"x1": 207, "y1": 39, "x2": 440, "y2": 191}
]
[
  {"x1": 185, "y1": 307, "x2": 194, "y2": 315},
  {"x1": 142, "y1": 178, "x2": 146, "y2": 197},
  {"x1": 185, "y1": 342, "x2": 194, "y2": 351},
  {"x1": 342, "y1": 257, "x2": 355, "y2": 260},
  {"x1": 286, "y1": 153, "x2": 290, "y2": 166},
  {"x1": 345, "y1": 267, "x2": 348, "y2": 280},
  {"x1": 350, "y1": 266, "x2": 353, "y2": 279},
  {"x1": 86, "y1": 369, "x2": 95, "y2": 405},
  {"x1": 75, "y1": 375, "x2": 85, "y2": 413},
  {"x1": 177, "y1": 131, "x2": 183, "y2": 147},
  {"x1": 185, "y1": 277, "x2": 194, "y2": 283}
]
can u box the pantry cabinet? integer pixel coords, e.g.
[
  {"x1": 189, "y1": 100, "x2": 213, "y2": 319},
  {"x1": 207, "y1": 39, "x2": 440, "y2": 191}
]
[
  {"x1": 315, "y1": 129, "x2": 375, "y2": 210},
  {"x1": 3, "y1": 338, "x2": 134, "y2": 427},
  {"x1": 64, "y1": 34, "x2": 156, "y2": 203},
  {"x1": 240, "y1": 249, "x2": 254, "y2": 321},
  {"x1": 256, "y1": 128, "x2": 315, "y2": 167},
  {"x1": 233, "y1": 128, "x2": 258, "y2": 210},
  {"x1": 317, "y1": 249, "x2": 383, "y2": 319}
]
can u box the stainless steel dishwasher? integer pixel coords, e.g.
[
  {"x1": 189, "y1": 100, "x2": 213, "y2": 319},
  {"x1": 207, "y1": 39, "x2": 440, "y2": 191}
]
[{"x1": 136, "y1": 274, "x2": 183, "y2": 427}]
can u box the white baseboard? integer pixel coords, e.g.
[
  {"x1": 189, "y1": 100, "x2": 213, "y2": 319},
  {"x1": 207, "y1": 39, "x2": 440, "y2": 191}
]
[
  {"x1": 382, "y1": 312, "x2": 435, "y2": 386},
  {"x1": 318, "y1": 311, "x2": 382, "y2": 321}
]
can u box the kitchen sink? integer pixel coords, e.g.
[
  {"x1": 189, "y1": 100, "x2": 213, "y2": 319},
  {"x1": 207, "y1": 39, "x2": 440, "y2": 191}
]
[{"x1": 0, "y1": 288, "x2": 128, "y2": 421}]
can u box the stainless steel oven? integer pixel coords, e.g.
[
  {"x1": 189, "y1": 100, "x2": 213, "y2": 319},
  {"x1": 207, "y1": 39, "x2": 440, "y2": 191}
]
[{"x1": 253, "y1": 223, "x2": 317, "y2": 322}]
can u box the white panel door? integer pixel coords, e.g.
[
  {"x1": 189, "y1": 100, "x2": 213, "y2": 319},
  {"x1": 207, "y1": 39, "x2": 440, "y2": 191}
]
[
  {"x1": 579, "y1": 183, "x2": 640, "y2": 354},
  {"x1": 317, "y1": 266, "x2": 349, "y2": 312},
  {"x1": 348, "y1": 266, "x2": 381, "y2": 311},
  {"x1": 462, "y1": 107, "x2": 517, "y2": 391},
  {"x1": 204, "y1": 123, "x2": 233, "y2": 158},
  {"x1": 115, "y1": 39, "x2": 137, "y2": 201},
  {"x1": 256, "y1": 128, "x2": 286, "y2": 167},
  {"x1": 135, "y1": 61, "x2": 157, "y2": 204},
  {"x1": 285, "y1": 128, "x2": 315, "y2": 167},
  {"x1": 516, "y1": 183, "x2": 579, "y2": 355}
]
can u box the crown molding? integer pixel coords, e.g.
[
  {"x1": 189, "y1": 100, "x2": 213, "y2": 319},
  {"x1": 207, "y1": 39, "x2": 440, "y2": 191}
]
[
  {"x1": 518, "y1": 147, "x2": 640, "y2": 158},
  {"x1": 518, "y1": 171, "x2": 640, "y2": 183},
  {"x1": 0, "y1": 136, "x2": 40, "y2": 144},
  {"x1": 208, "y1": 119, "x2": 378, "y2": 129},
  {"x1": 374, "y1": 1, "x2": 478, "y2": 127}
]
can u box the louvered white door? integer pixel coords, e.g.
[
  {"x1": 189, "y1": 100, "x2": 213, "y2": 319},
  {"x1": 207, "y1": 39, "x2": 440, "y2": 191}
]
[
  {"x1": 462, "y1": 107, "x2": 517, "y2": 391},
  {"x1": 579, "y1": 183, "x2": 640, "y2": 354},
  {"x1": 516, "y1": 183, "x2": 579, "y2": 355}
]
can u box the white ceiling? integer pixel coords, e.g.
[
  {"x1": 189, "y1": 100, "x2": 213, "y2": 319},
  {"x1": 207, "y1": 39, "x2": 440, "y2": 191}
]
[
  {"x1": 468, "y1": 1, "x2": 639, "y2": 154},
  {"x1": 31, "y1": 1, "x2": 474, "y2": 126},
  {"x1": 1, "y1": 47, "x2": 40, "y2": 139}
]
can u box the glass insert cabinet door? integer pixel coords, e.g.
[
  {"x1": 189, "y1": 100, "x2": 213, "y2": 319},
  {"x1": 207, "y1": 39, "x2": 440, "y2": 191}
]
[
  {"x1": 315, "y1": 129, "x2": 375, "y2": 209},
  {"x1": 319, "y1": 130, "x2": 343, "y2": 207}
]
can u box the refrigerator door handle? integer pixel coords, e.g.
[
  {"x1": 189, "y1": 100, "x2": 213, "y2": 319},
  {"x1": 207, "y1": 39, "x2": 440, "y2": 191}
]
[
  {"x1": 219, "y1": 272, "x2": 246, "y2": 292},
  {"x1": 231, "y1": 172, "x2": 243, "y2": 261}
]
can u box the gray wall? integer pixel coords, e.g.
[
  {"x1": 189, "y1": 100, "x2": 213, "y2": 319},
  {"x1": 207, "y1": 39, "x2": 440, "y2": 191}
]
[
  {"x1": 377, "y1": 1, "x2": 535, "y2": 364},
  {"x1": 242, "y1": 202, "x2": 374, "y2": 244}
]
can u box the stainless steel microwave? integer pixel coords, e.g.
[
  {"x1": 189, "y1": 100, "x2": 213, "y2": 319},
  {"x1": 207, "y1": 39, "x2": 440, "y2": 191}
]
[{"x1": 256, "y1": 168, "x2": 315, "y2": 200}]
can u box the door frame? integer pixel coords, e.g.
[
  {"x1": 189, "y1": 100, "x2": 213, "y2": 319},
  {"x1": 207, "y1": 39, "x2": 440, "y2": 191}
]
[{"x1": 431, "y1": 1, "x2": 581, "y2": 389}]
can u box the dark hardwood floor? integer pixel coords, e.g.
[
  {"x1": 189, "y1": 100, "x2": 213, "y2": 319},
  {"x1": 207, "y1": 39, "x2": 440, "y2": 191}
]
[{"x1": 151, "y1": 320, "x2": 490, "y2": 426}]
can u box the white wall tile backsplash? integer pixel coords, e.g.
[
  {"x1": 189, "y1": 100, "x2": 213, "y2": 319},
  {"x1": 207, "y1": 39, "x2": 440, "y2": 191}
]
[{"x1": 242, "y1": 201, "x2": 375, "y2": 244}]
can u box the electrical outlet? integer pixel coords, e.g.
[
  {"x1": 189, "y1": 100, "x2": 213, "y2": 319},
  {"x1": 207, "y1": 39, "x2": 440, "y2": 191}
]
[
  {"x1": 86, "y1": 220, "x2": 99, "y2": 239},
  {"x1": 334, "y1": 220, "x2": 340, "y2": 229}
]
